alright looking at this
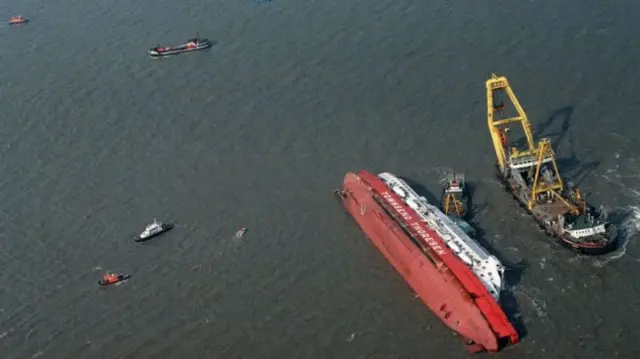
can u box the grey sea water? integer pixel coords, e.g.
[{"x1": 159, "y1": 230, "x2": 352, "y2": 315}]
[{"x1": 1, "y1": 0, "x2": 640, "y2": 358}]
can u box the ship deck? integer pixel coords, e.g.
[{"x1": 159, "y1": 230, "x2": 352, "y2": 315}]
[{"x1": 531, "y1": 200, "x2": 572, "y2": 217}]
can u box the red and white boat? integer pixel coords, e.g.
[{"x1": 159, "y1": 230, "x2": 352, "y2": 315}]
[
  {"x1": 335, "y1": 170, "x2": 518, "y2": 352},
  {"x1": 8, "y1": 15, "x2": 28, "y2": 25}
]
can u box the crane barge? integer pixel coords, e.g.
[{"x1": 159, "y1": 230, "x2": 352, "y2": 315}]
[{"x1": 485, "y1": 74, "x2": 617, "y2": 254}]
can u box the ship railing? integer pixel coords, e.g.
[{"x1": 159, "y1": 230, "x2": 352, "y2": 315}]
[
  {"x1": 428, "y1": 211, "x2": 490, "y2": 259},
  {"x1": 445, "y1": 186, "x2": 463, "y2": 192},
  {"x1": 509, "y1": 153, "x2": 554, "y2": 170},
  {"x1": 420, "y1": 207, "x2": 494, "y2": 267},
  {"x1": 433, "y1": 224, "x2": 486, "y2": 267}
]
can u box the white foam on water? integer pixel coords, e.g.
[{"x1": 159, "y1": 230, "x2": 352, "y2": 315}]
[
  {"x1": 428, "y1": 165, "x2": 454, "y2": 184},
  {"x1": 514, "y1": 286, "x2": 548, "y2": 319},
  {"x1": 539, "y1": 257, "x2": 546, "y2": 269},
  {"x1": 594, "y1": 205, "x2": 640, "y2": 267},
  {"x1": 232, "y1": 229, "x2": 246, "y2": 244},
  {"x1": 346, "y1": 332, "x2": 356, "y2": 342},
  {"x1": 582, "y1": 150, "x2": 640, "y2": 266},
  {"x1": 599, "y1": 172, "x2": 640, "y2": 200},
  {"x1": 0, "y1": 328, "x2": 15, "y2": 339}
]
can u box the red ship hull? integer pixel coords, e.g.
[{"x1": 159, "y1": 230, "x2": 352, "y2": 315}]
[{"x1": 336, "y1": 171, "x2": 518, "y2": 352}]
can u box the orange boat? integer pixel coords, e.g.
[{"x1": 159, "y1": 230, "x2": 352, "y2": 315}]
[
  {"x1": 98, "y1": 273, "x2": 130, "y2": 287},
  {"x1": 8, "y1": 15, "x2": 28, "y2": 25},
  {"x1": 335, "y1": 170, "x2": 518, "y2": 352}
]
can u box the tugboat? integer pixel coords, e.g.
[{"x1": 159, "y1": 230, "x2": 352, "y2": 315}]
[
  {"x1": 135, "y1": 219, "x2": 173, "y2": 242},
  {"x1": 8, "y1": 15, "x2": 28, "y2": 25},
  {"x1": 441, "y1": 173, "x2": 470, "y2": 219},
  {"x1": 441, "y1": 173, "x2": 475, "y2": 235},
  {"x1": 98, "y1": 272, "x2": 130, "y2": 287},
  {"x1": 485, "y1": 73, "x2": 617, "y2": 255},
  {"x1": 148, "y1": 37, "x2": 212, "y2": 57}
]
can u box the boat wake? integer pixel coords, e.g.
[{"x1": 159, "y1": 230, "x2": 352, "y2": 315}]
[
  {"x1": 590, "y1": 156, "x2": 640, "y2": 265},
  {"x1": 513, "y1": 286, "x2": 548, "y2": 320},
  {"x1": 430, "y1": 165, "x2": 456, "y2": 184},
  {"x1": 599, "y1": 171, "x2": 640, "y2": 200},
  {"x1": 233, "y1": 228, "x2": 247, "y2": 242},
  {"x1": 593, "y1": 205, "x2": 640, "y2": 267},
  {"x1": 345, "y1": 332, "x2": 356, "y2": 342},
  {"x1": 0, "y1": 328, "x2": 15, "y2": 339}
]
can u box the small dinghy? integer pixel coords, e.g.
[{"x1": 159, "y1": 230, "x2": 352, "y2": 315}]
[{"x1": 235, "y1": 227, "x2": 248, "y2": 240}]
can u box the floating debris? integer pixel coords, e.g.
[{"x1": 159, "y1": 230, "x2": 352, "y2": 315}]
[{"x1": 346, "y1": 332, "x2": 356, "y2": 342}]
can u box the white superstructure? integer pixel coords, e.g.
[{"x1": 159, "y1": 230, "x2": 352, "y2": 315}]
[
  {"x1": 140, "y1": 219, "x2": 164, "y2": 239},
  {"x1": 378, "y1": 172, "x2": 505, "y2": 299}
]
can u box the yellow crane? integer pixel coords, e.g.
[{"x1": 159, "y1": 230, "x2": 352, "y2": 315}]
[
  {"x1": 443, "y1": 191, "x2": 465, "y2": 217},
  {"x1": 442, "y1": 173, "x2": 466, "y2": 218},
  {"x1": 485, "y1": 74, "x2": 579, "y2": 215}
]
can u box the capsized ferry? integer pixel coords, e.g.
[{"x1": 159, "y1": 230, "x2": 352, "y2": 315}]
[
  {"x1": 335, "y1": 170, "x2": 519, "y2": 352},
  {"x1": 378, "y1": 172, "x2": 505, "y2": 299}
]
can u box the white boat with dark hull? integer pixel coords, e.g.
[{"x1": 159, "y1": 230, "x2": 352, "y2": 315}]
[
  {"x1": 378, "y1": 172, "x2": 505, "y2": 299},
  {"x1": 135, "y1": 219, "x2": 173, "y2": 242},
  {"x1": 148, "y1": 38, "x2": 212, "y2": 57}
]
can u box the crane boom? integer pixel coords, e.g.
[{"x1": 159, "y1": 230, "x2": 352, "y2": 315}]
[
  {"x1": 485, "y1": 74, "x2": 578, "y2": 215},
  {"x1": 486, "y1": 74, "x2": 537, "y2": 169}
]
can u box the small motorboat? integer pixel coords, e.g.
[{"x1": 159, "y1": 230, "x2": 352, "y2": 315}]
[
  {"x1": 148, "y1": 37, "x2": 212, "y2": 57},
  {"x1": 135, "y1": 219, "x2": 173, "y2": 242},
  {"x1": 235, "y1": 227, "x2": 248, "y2": 240},
  {"x1": 98, "y1": 273, "x2": 131, "y2": 287},
  {"x1": 9, "y1": 15, "x2": 28, "y2": 25}
]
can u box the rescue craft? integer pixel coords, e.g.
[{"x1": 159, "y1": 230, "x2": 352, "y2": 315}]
[
  {"x1": 98, "y1": 273, "x2": 130, "y2": 287},
  {"x1": 441, "y1": 173, "x2": 470, "y2": 219},
  {"x1": 486, "y1": 74, "x2": 617, "y2": 254},
  {"x1": 335, "y1": 170, "x2": 518, "y2": 353},
  {"x1": 438, "y1": 173, "x2": 477, "y2": 235},
  {"x1": 135, "y1": 219, "x2": 173, "y2": 242},
  {"x1": 8, "y1": 16, "x2": 28, "y2": 25},
  {"x1": 148, "y1": 38, "x2": 212, "y2": 57}
]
